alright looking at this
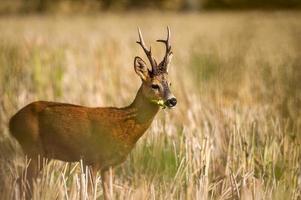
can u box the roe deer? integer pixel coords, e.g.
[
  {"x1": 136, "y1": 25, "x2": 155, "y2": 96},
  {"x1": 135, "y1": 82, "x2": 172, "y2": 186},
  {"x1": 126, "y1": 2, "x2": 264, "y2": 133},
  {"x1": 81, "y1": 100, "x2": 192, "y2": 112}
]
[{"x1": 9, "y1": 27, "x2": 177, "y2": 200}]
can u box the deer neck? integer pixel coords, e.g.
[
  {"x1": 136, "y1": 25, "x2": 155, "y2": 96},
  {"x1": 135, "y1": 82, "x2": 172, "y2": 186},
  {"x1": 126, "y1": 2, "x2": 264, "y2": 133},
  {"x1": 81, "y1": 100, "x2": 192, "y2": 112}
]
[{"x1": 128, "y1": 85, "x2": 160, "y2": 124}]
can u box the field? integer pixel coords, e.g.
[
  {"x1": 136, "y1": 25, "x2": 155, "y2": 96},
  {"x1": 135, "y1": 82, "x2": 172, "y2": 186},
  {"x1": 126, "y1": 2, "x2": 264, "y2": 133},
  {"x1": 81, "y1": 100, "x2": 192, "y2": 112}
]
[{"x1": 0, "y1": 11, "x2": 301, "y2": 199}]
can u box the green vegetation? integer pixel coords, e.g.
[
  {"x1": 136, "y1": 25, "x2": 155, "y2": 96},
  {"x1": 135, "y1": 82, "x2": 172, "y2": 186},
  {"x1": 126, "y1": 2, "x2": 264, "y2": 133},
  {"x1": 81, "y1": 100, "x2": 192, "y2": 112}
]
[{"x1": 1, "y1": 0, "x2": 301, "y2": 14}]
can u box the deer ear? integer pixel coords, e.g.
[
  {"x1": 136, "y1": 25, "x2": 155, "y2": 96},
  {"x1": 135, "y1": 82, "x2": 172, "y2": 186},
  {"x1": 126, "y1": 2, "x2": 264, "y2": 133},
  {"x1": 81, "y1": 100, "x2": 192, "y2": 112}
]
[{"x1": 134, "y1": 56, "x2": 150, "y2": 81}]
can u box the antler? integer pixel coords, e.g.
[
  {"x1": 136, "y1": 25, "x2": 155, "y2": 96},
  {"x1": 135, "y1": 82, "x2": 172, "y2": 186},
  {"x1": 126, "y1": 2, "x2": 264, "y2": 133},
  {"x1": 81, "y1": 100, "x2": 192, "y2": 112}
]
[
  {"x1": 137, "y1": 27, "x2": 158, "y2": 74},
  {"x1": 157, "y1": 26, "x2": 173, "y2": 72}
]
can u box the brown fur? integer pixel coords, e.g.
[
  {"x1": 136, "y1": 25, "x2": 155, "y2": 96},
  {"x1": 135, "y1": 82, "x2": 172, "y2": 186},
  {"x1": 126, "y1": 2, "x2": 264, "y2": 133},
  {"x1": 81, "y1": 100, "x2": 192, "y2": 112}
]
[
  {"x1": 9, "y1": 28, "x2": 175, "y2": 200},
  {"x1": 9, "y1": 86, "x2": 159, "y2": 169}
]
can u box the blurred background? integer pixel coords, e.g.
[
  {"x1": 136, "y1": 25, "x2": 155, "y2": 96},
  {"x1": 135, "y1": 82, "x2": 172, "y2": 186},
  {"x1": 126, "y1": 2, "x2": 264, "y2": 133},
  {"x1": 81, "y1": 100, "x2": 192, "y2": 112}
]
[
  {"x1": 0, "y1": 0, "x2": 301, "y2": 200},
  {"x1": 0, "y1": 0, "x2": 301, "y2": 13}
]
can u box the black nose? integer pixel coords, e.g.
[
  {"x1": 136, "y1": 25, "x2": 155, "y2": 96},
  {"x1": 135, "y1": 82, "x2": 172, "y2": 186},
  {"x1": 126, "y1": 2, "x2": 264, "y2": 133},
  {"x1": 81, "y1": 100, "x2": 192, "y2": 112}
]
[{"x1": 165, "y1": 98, "x2": 177, "y2": 107}]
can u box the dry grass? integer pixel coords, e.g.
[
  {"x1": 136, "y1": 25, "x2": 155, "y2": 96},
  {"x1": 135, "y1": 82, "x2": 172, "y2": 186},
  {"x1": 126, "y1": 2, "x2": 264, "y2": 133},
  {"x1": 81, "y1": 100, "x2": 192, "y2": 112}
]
[{"x1": 0, "y1": 11, "x2": 301, "y2": 199}]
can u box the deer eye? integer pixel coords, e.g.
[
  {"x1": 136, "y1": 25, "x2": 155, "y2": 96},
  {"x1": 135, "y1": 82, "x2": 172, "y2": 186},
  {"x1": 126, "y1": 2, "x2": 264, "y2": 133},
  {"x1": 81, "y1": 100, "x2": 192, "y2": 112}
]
[{"x1": 151, "y1": 84, "x2": 160, "y2": 90}]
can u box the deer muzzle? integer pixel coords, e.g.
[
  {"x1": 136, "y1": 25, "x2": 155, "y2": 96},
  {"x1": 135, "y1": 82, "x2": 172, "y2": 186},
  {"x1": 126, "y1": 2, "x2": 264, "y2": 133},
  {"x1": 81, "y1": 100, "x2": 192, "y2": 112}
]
[{"x1": 165, "y1": 97, "x2": 177, "y2": 108}]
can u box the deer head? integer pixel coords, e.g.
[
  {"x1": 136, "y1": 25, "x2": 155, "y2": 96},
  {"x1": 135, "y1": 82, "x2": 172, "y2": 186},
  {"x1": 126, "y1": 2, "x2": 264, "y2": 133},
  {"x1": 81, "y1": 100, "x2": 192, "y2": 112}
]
[{"x1": 134, "y1": 27, "x2": 177, "y2": 108}]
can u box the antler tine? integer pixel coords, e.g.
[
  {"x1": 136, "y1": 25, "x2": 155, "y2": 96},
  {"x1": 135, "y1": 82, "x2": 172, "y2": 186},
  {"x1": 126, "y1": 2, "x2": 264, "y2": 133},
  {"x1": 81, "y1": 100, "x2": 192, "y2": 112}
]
[
  {"x1": 157, "y1": 26, "x2": 171, "y2": 50},
  {"x1": 136, "y1": 27, "x2": 157, "y2": 73},
  {"x1": 157, "y1": 26, "x2": 172, "y2": 71}
]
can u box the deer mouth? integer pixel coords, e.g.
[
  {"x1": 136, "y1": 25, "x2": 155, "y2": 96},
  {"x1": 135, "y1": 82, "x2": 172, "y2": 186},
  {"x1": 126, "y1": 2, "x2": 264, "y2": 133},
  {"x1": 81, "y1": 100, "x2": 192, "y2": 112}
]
[
  {"x1": 151, "y1": 100, "x2": 166, "y2": 108},
  {"x1": 151, "y1": 98, "x2": 177, "y2": 109}
]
